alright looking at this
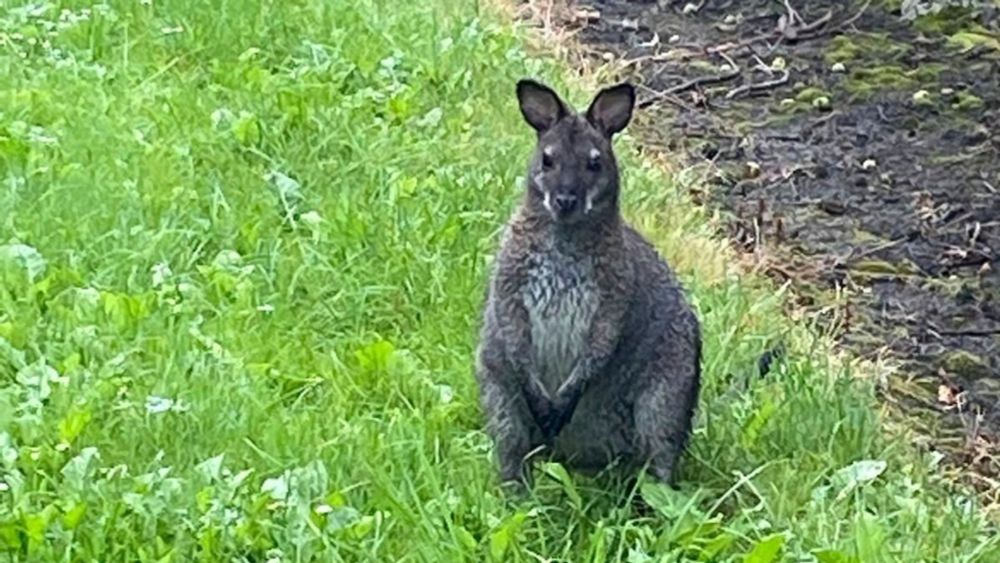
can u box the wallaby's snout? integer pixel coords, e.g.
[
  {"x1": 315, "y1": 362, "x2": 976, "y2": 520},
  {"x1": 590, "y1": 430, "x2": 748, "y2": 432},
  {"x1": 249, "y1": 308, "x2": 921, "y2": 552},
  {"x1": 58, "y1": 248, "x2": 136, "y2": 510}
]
[{"x1": 552, "y1": 193, "x2": 578, "y2": 216}]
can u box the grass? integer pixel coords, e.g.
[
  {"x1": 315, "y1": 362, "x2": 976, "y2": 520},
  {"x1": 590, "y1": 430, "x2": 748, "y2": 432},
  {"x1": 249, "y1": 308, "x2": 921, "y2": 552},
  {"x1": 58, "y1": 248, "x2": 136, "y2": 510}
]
[{"x1": 0, "y1": 0, "x2": 998, "y2": 561}]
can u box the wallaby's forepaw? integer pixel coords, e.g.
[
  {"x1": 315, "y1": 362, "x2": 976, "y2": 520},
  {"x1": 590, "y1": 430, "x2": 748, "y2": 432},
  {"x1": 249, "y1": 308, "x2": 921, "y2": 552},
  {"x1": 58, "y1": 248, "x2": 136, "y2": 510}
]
[
  {"x1": 529, "y1": 398, "x2": 569, "y2": 441},
  {"x1": 524, "y1": 391, "x2": 555, "y2": 438},
  {"x1": 539, "y1": 407, "x2": 569, "y2": 440},
  {"x1": 541, "y1": 388, "x2": 582, "y2": 439}
]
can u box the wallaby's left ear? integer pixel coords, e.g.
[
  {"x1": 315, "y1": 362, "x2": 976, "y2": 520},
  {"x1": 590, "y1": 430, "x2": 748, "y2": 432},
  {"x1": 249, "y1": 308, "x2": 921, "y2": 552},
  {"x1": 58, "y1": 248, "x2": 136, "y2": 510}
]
[{"x1": 586, "y1": 83, "x2": 635, "y2": 137}]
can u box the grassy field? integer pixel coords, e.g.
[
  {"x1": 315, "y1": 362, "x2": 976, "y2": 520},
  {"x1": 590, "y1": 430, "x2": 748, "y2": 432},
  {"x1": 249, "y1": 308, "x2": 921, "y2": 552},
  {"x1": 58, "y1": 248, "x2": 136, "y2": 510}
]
[{"x1": 1, "y1": 0, "x2": 998, "y2": 561}]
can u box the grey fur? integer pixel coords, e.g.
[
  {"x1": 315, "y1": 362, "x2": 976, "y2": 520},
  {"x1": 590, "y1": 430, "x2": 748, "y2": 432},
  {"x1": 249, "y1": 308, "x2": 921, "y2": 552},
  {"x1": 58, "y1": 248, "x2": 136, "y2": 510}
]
[{"x1": 475, "y1": 79, "x2": 702, "y2": 488}]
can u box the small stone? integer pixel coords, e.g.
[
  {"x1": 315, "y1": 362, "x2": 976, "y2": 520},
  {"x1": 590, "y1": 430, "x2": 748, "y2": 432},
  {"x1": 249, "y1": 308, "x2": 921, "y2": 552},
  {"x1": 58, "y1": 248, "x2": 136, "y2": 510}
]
[
  {"x1": 812, "y1": 96, "x2": 831, "y2": 110},
  {"x1": 912, "y1": 89, "x2": 931, "y2": 105},
  {"x1": 941, "y1": 87, "x2": 955, "y2": 95},
  {"x1": 831, "y1": 62, "x2": 846, "y2": 73},
  {"x1": 744, "y1": 161, "x2": 762, "y2": 179},
  {"x1": 771, "y1": 57, "x2": 786, "y2": 71},
  {"x1": 621, "y1": 18, "x2": 639, "y2": 31},
  {"x1": 862, "y1": 158, "x2": 877, "y2": 170},
  {"x1": 668, "y1": 34, "x2": 681, "y2": 43},
  {"x1": 937, "y1": 384, "x2": 959, "y2": 406},
  {"x1": 683, "y1": 3, "x2": 700, "y2": 14},
  {"x1": 602, "y1": 52, "x2": 614, "y2": 62}
]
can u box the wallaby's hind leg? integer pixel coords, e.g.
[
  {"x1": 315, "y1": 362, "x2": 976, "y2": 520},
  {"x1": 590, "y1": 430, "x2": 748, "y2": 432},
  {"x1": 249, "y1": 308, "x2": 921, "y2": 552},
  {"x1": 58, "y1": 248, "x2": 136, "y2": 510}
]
[
  {"x1": 632, "y1": 336, "x2": 701, "y2": 486},
  {"x1": 476, "y1": 346, "x2": 537, "y2": 488}
]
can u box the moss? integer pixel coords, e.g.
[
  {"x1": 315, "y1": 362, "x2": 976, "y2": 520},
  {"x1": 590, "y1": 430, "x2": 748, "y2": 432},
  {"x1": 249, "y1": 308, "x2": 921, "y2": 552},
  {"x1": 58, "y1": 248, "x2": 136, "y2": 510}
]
[
  {"x1": 910, "y1": 62, "x2": 946, "y2": 82},
  {"x1": 851, "y1": 259, "x2": 920, "y2": 277},
  {"x1": 844, "y1": 64, "x2": 943, "y2": 98},
  {"x1": 947, "y1": 28, "x2": 1000, "y2": 54},
  {"x1": 852, "y1": 229, "x2": 885, "y2": 244},
  {"x1": 825, "y1": 33, "x2": 911, "y2": 65},
  {"x1": 689, "y1": 59, "x2": 726, "y2": 75},
  {"x1": 913, "y1": 7, "x2": 979, "y2": 35},
  {"x1": 953, "y1": 90, "x2": 984, "y2": 111},
  {"x1": 845, "y1": 65, "x2": 913, "y2": 96},
  {"x1": 794, "y1": 87, "x2": 830, "y2": 104},
  {"x1": 940, "y1": 350, "x2": 992, "y2": 379}
]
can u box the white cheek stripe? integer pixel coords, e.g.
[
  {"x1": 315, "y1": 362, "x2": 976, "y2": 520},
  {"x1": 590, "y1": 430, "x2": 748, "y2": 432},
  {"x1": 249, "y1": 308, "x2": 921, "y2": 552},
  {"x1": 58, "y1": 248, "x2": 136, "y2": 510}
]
[{"x1": 534, "y1": 173, "x2": 557, "y2": 218}]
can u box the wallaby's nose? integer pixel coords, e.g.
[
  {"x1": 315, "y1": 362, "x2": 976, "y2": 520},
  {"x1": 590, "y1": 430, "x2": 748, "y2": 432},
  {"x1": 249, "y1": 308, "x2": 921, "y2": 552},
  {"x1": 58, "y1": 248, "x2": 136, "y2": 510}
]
[{"x1": 554, "y1": 194, "x2": 578, "y2": 214}]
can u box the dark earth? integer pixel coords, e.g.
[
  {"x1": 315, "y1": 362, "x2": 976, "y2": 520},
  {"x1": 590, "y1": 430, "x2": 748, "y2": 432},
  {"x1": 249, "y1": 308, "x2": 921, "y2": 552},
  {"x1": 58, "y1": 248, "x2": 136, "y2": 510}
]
[{"x1": 518, "y1": 0, "x2": 1000, "y2": 486}]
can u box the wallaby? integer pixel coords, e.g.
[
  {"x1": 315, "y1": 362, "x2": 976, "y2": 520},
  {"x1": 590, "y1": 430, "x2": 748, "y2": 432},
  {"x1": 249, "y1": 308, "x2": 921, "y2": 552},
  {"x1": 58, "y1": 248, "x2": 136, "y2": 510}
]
[{"x1": 475, "y1": 79, "x2": 702, "y2": 490}]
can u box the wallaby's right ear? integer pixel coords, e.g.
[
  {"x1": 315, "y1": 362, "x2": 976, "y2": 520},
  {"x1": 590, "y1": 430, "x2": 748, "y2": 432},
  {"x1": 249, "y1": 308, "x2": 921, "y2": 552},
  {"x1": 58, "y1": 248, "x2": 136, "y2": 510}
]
[{"x1": 516, "y1": 79, "x2": 568, "y2": 133}]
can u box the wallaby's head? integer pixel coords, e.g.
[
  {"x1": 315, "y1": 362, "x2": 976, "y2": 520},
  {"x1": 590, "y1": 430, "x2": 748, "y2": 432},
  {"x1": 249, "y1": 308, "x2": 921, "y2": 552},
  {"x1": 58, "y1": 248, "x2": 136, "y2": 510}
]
[{"x1": 515, "y1": 79, "x2": 635, "y2": 225}]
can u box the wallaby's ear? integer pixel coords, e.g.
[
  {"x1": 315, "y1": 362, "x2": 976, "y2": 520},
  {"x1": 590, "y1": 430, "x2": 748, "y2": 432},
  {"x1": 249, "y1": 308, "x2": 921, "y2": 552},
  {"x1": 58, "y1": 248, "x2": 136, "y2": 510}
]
[
  {"x1": 516, "y1": 79, "x2": 568, "y2": 133},
  {"x1": 586, "y1": 83, "x2": 635, "y2": 137}
]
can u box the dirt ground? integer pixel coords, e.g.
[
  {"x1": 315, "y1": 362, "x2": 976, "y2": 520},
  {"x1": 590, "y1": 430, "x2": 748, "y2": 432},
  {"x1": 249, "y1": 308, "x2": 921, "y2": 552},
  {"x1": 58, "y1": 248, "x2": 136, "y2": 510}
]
[{"x1": 519, "y1": 0, "x2": 1000, "y2": 483}]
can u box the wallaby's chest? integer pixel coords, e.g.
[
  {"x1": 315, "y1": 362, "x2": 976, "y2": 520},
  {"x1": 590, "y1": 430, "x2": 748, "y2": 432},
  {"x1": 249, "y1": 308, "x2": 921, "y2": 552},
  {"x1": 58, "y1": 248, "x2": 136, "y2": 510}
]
[{"x1": 522, "y1": 249, "x2": 599, "y2": 392}]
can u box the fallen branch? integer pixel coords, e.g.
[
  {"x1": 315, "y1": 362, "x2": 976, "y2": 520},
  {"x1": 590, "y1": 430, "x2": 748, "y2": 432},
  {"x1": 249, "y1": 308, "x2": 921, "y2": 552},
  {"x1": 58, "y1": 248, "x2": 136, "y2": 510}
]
[
  {"x1": 725, "y1": 69, "x2": 790, "y2": 99},
  {"x1": 635, "y1": 83, "x2": 697, "y2": 111},
  {"x1": 768, "y1": 9, "x2": 833, "y2": 53},
  {"x1": 843, "y1": 237, "x2": 906, "y2": 263},
  {"x1": 620, "y1": 49, "x2": 681, "y2": 68},
  {"x1": 797, "y1": 9, "x2": 833, "y2": 34},
  {"x1": 706, "y1": 33, "x2": 774, "y2": 55},
  {"x1": 799, "y1": 1, "x2": 870, "y2": 40},
  {"x1": 933, "y1": 327, "x2": 1000, "y2": 337},
  {"x1": 637, "y1": 67, "x2": 741, "y2": 108}
]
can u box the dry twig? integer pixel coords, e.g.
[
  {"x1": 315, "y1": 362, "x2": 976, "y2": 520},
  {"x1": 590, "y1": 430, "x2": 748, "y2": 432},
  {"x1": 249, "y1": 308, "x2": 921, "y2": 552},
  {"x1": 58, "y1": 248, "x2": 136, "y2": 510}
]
[
  {"x1": 725, "y1": 69, "x2": 790, "y2": 99},
  {"x1": 637, "y1": 67, "x2": 741, "y2": 108}
]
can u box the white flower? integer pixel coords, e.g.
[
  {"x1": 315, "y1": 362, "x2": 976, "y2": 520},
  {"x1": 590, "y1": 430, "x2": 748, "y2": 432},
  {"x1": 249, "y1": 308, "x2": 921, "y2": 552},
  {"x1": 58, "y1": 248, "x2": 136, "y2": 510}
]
[
  {"x1": 145, "y1": 395, "x2": 189, "y2": 414},
  {"x1": 261, "y1": 474, "x2": 289, "y2": 501},
  {"x1": 151, "y1": 262, "x2": 172, "y2": 288},
  {"x1": 434, "y1": 384, "x2": 454, "y2": 404}
]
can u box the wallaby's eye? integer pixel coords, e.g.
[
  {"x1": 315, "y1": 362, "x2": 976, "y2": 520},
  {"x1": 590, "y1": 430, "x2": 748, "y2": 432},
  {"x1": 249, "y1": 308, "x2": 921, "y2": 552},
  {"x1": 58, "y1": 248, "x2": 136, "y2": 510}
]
[
  {"x1": 541, "y1": 151, "x2": 554, "y2": 169},
  {"x1": 587, "y1": 155, "x2": 601, "y2": 172}
]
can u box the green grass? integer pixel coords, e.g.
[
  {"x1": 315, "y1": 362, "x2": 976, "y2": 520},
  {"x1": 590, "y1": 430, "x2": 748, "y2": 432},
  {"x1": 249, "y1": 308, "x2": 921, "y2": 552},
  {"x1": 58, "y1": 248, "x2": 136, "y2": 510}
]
[{"x1": 0, "y1": 1, "x2": 997, "y2": 561}]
